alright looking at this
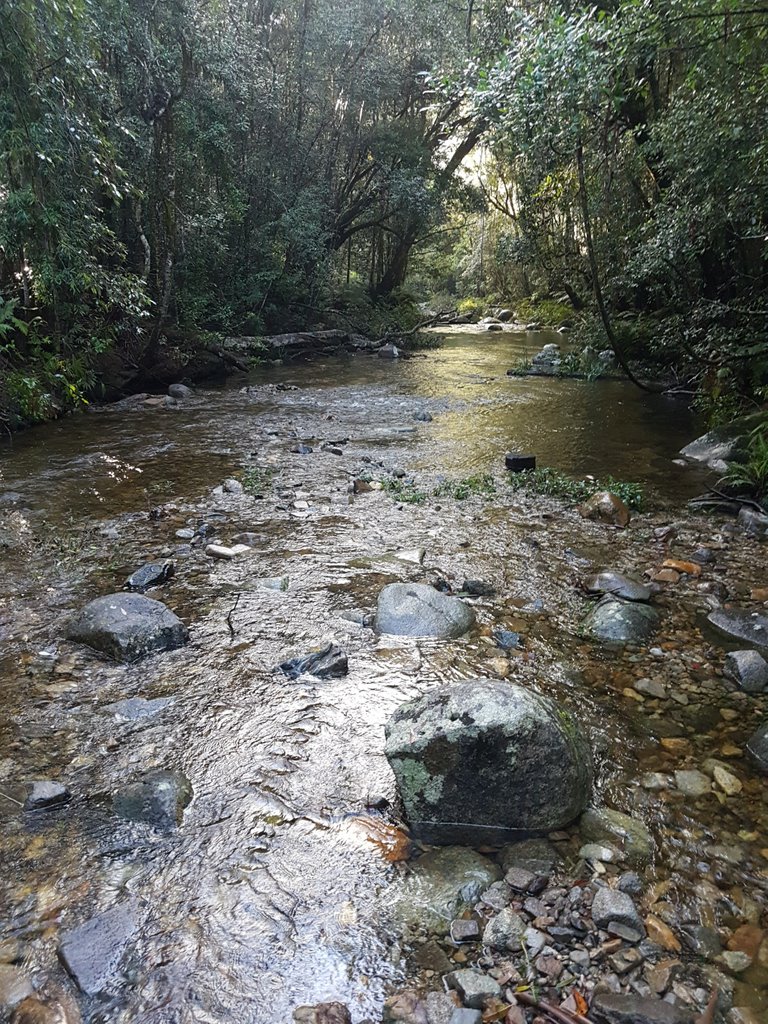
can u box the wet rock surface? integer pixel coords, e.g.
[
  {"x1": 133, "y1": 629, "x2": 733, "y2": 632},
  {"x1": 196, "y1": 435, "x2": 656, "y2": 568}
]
[
  {"x1": 66, "y1": 593, "x2": 188, "y2": 661},
  {"x1": 385, "y1": 680, "x2": 592, "y2": 843},
  {"x1": 584, "y1": 596, "x2": 660, "y2": 643}
]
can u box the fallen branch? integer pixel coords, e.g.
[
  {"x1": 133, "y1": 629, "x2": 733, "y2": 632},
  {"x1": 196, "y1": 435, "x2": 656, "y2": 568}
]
[
  {"x1": 707, "y1": 486, "x2": 766, "y2": 513},
  {"x1": 514, "y1": 990, "x2": 593, "y2": 1024},
  {"x1": 226, "y1": 593, "x2": 241, "y2": 637}
]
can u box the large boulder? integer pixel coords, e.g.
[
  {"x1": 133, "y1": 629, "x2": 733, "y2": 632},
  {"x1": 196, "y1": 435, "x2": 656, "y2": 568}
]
[
  {"x1": 384, "y1": 680, "x2": 592, "y2": 844},
  {"x1": 584, "y1": 596, "x2": 659, "y2": 643},
  {"x1": 375, "y1": 583, "x2": 476, "y2": 639},
  {"x1": 707, "y1": 608, "x2": 768, "y2": 649},
  {"x1": 67, "y1": 594, "x2": 188, "y2": 662}
]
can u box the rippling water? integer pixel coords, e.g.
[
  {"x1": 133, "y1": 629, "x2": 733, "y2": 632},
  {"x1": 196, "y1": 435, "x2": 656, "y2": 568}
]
[{"x1": 0, "y1": 329, "x2": 765, "y2": 1023}]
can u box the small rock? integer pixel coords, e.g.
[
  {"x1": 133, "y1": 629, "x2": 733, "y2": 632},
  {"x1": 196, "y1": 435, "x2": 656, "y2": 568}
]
[
  {"x1": 504, "y1": 866, "x2": 537, "y2": 892},
  {"x1": 125, "y1": 561, "x2": 174, "y2": 592},
  {"x1": 376, "y1": 583, "x2": 476, "y2": 639},
  {"x1": 291, "y1": 444, "x2": 314, "y2": 454},
  {"x1": 450, "y1": 919, "x2": 480, "y2": 943},
  {"x1": 607, "y1": 922, "x2": 643, "y2": 943},
  {"x1": 482, "y1": 908, "x2": 526, "y2": 951},
  {"x1": 717, "y1": 951, "x2": 752, "y2": 973},
  {"x1": 444, "y1": 969, "x2": 501, "y2": 1009},
  {"x1": 175, "y1": 528, "x2": 195, "y2": 539},
  {"x1": 590, "y1": 992, "x2": 692, "y2": 1024},
  {"x1": 448, "y1": 1011, "x2": 481, "y2": 1024},
  {"x1": 168, "y1": 383, "x2": 192, "y2": 399},
  {"x1": 378, "y1": 344, "x2": 400, "y2": 359},
  {"x1": 580, "y1": 843, "x2": 618, "y2": 864},
  {"x1": 723, "y1": 650, "x2": 768, "y2": 693},
  {"x1": 583, "y1": 597, "x2": 659, "y2": 644},
  {"x1": 23, "y1": 781, "x2": 71, "y2": 811},
  {"x1": 585, "y1": 572, "x2": 651, "y2": 603},
  {"x1": 278, "y1": 644, "x2": 348, "y2": 680},
  {"x1": 708, "y1": 608, "x2": 768, "y2": 649},
  {"x1": 461, "y1": 580, "x2": 495, "y2": 597},
  {"x1": 645, "y1": 916, "x2": 681, "y2": 953},
  {"x1": 738, "y1": 506, "x2": 768, "y2": 539},
  {"x1": 58, "y1": 902, "x2": 138, "y2": 995},
  {"x1": 413, "y1": 411, "x2": 433, "y2": 423},
  {"x1": 579, "y1": 492, "x2": 631, "y2": 528},
  {"x1": 112, "y1": 769, "x2": 192, "y2": 829},
  {"x1": 222, "y1": 478, "x2": 244, "y2": 494},
  {"x1": 580, "y1": 807, "x2": 653, "y2": 866},
  {"x1": 617, "y1": 873, "x2": 644, "y2": 896},
  {"x1": 205, "y1": 543, "x2": 252, "y2": 559},
  {"x1": 713, "y1": 765, "x2": 742, "y2": 795},
  {"x1": 635, "y1": 678, "x2": 668, "y2": 700},
  {"x1": 673, "y1": 770, "x2": 711, "y2": 798},
  {"x1": 591, "y1": 886, "x2": 645, "y2": 935}
]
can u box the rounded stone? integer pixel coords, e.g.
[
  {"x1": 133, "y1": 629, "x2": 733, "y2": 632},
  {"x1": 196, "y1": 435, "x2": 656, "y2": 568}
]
[
  {"x1": 66, "y1": 593, "x2": 189, "y2": 662},
  {"x1": 384, "y1": 680, "x2": 592, "y2": 844},
  {"x1": 583, "y1": 596, "x2": 659, "y2": 643},
  {"x1": 375, "y1": 583, "x2": 476, "y2": 639}
]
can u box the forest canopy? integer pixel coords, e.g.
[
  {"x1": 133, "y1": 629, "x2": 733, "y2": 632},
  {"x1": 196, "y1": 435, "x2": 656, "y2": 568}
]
[{"x1": 0, "y1": 0, "x2": 766, "y2": 425}]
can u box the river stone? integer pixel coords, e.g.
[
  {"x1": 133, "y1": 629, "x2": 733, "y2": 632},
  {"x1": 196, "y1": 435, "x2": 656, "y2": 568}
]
[
  {"x1": 746, "y1": 721, "x2": 768, "y2": 771},
  {"x1": 585, "y1": 572, "x2": 651, "y2": 603},
  {"x1": 579, "y1": 491, "x2": 631, "y2": 528},
  {"x1": 499, "y1": 838, "x2": 557, "y2": 876},
  {"x1": 723, "y1": 650, "x2": 768, "y2": 692},
  {"x1": 390, "y1": 847, "x2": 501, "y2": 937},
  {"x1": 278, "y1": 643, "x2": 348, "y2": 680},
  {"x1": 580, "y1": 807, "x2": 653, "y2": 866},
  {"x1": 707, "y1": 608, "x2": 768, "y2": 649},
  {"x1": 384, "y1": 680, "x2": 592, "y2": 844},
  {"x1": 738, "y1": 506, "x2": 768, "y2": 539},
  {"x1": 112, "y1": 769, "x2": 192, "y2": 829},
  {"x1": 0, "y1": 966, "x2": 33, "y2": 1009},
  {"x1": 591, "y1": 887, "x2": 645, "y2": 935},
  {"x1": 124, "y1": 561, "x2": 174, "y2": 592},
  {"x1": 590, "y1": 993, "x2": 692, "y2": 1024},
  {"x1": 293, "y1": 1004, "x2": 351, "y2": 1024},
  {"x1": 444, "y1": 970, "x2": 501, "y2": 1010},
  {"x1": 482, "y1": 907, "x2": 526, "y2": 951},
  {"x1": 168, "y1": 383, "x2": 192, "y2": 399},
  {"x1": 375, "y1": 583, "x2": 476, "y2": 639},
  {"x1": 58, "y1": 901, "x2": 138, "y2": 995},
  {"x1": 66, "y1": 594, "x2": 188, "y2": 662},
  {"x1": 584, "y1": 596, "x2": 659, "y2": 643},
  {"x1": 23, "y1": 781, "x2": 71, "y2": 811},
  {"x1": 674, "y1": 770, "x2": 711, "y2": 798}
]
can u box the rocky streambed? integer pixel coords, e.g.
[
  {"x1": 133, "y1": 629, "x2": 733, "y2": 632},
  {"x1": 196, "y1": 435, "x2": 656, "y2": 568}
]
[{"x1": 0, "y1": 335, "x2": 766, "y2": 1024}]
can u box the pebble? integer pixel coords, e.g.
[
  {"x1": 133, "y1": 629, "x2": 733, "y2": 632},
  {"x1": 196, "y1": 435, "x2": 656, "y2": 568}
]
[
  {"x1": 591, "y1": 887, "x2": 645, "y2": 935},
  {"x1": 204, "y1": 543, "x2": 252, "y2": 559},
  {"x1": 674, "y1": 770, "x2": 711, "y2": 798},
  {"x1": 23, "y1": 781, "x2": 71, "y2": 811},
  {"x1": 444, "y1": 969, "x2": 501, "y2": 1009}
]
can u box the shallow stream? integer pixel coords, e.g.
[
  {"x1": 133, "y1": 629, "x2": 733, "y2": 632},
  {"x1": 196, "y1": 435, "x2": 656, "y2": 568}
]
[{"x1": 0, "y1": 328, "x2": 765, "y2": 1023}]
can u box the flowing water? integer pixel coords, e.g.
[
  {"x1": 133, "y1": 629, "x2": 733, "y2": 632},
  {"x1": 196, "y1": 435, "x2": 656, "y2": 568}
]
[{"x1": 0, "y1": 328, "x2": 766, "y2": 1023}]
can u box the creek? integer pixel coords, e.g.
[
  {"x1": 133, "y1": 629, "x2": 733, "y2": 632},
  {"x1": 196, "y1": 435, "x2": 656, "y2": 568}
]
[{"x1": 0, "y1": 328, "x2": 765, "y2": 1023}]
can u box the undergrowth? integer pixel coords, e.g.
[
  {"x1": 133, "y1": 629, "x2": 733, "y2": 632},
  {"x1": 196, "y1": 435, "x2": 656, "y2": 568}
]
[{"x1": 507, "y1": 467, "x2": 645, "y2": 510}]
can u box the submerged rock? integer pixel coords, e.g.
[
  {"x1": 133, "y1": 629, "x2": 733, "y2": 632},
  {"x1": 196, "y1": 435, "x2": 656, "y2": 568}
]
[
  {"x1": 375, "y1": 583, "x2": 476, "y2": 639},
  {"x1": 58, "y1": 901, "x2": 138, "y2": 995},
  {"x1": 278, "y1": 644, "x2": 348, "y2": 680},
  {"x1": 112, "y1": 769, "x2": 192, "y2": 829},
  {"x1": 384, "y1": 680, "x2": 592, "y2": 844},
  {"x1": 708, "y1": 608, "x2": 768, "y2": 649},
  {"x1": 104, "y1": 696, "x2": 173, "y2": 720},
  {"x1": 584, "y1": 596, "x2": 659, "y2": 643},
  {"x1": 124, "y1": 561, "x2": 174, "y2": 592},
  {"x1": 585, "y1": 572, "x2": 651, "y2": 603},
  {"x1": 579, "y1": 491, "x2": 631, "y2": 528},
  {"x1": 168, "y1": 383, "x2": 192, "y2": 400},
  {"x1": 579, "y1": 807, "x2": 653, "y2": 866},
  {"x1": 389, "y1": 847, "x2": 501, "y2": 937},
  {"x1": 293, "y1": 1004, "x2": 351, "y2": 1024},
  {"x1": 0, "y1": 966, "x2": 33, "y2": 1009},
  {"x1": 67, "y1": 594, "x2": 188, "y2": 662}
]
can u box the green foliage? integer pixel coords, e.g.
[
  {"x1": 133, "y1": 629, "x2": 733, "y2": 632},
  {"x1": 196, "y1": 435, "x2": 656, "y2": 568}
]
[
  {"x1": 508, "y1": 468, "x2": 644, "y2": 511},
  {"x1": 381, "y1": 479, "x2": 429, "y2": 504},
  {"x1": 720, "y1": 424, "x2": 768, "y2": 506},
  {"x1": 513, "y1": 299, "x2": 573, "y2": 327},
  {"x1": 433, "y1": 473, "x2": 496, "y2": 499},
  {"x1": 242, "y1": 467, "x2": 277, "y2": 497}
]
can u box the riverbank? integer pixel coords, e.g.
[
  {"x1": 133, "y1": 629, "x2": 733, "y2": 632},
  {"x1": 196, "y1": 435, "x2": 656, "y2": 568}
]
[{"x1": 0, "y1": 340, "x2": 765, "y2": 1024}]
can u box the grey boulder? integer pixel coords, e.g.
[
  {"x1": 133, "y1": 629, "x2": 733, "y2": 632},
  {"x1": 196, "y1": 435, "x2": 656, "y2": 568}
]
[
  {"x1": 384, "y1": 680, "x2": 592, "y2": 844},
  {"x1": 708, "y1": 608, "x2": 768, "y2": 649},
  {"x1": 723, "y1": 649, "x2": 768, "y2": 693},
  {"x1": 67, "y1": 593, "x2": 189, "y2": 662},
  {"x1": 375, "y1": 583, "x2": 476, "y2": 639},
  {"x1": 584, "y1": 596, "x2": 659, "y2": 643}
]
